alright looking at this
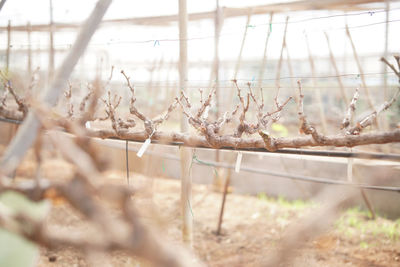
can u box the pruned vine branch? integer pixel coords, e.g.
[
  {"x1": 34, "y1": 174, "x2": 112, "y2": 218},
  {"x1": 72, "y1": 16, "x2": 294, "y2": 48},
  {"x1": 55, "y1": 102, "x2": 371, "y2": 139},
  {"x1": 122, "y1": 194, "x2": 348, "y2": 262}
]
[
  {"x1": 341, "y1": 88, "x2": 359, "y2": 130},
  {"x1": 121, "y1": 69, "x2": 179, "y2": 137},
  {"x1": 1, "y1": 57, "x2": 400, "y2": 154}
]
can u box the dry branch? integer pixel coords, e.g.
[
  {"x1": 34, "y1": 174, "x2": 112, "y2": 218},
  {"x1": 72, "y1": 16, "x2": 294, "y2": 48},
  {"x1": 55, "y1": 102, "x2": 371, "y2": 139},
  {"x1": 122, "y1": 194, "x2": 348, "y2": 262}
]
[
  {"x1": 0, "y1": 89, "x2": 8, "y2": 106},
  {"x1": 346, "y1": 88, "x2": 400, "y2": 135},
  {"x1": 79, "y1": 79, "x2": 103, "y2": 124},
  {"x1": 0, "y1": 104, "x2": 24, "y2": 121},
  {"x1": 27, "y1": 67, "x2": 40, "y2": 93},
  {"x1": 381, "y1": 55, "x2": 400, "y2": 80},
  {"x1": 176, "y1": 87, "x2": 234, "y2": 147},
  {"x1": 1, "y1": 71, "x2": 400, "y2": 152},
  {"x1": 296, "y1": 80, "x2": 325, "y2": 143},
  {"x1": 64, "y1": 82, "x2": 74, "y2": 118},
  {"x1": 85, "y1": 127, "x2": 400, "y2": 151},
  {"x1": 0, "y1": 173, "x2": 203, "y2": 267},
  {"x1": 102, "y1": 91, "x2": 124, "y2": 134},
  {"x1": 1, "y1": 103, "x2": 204, "y2": 266},
  {"x1": 0, "y1": 0, "x2": 113, "y2": 176},
  {"x1": 1, "y1": 78, "x2": 400, "y2": 152},
  {"x1": 341, "y1": 88, "x2": 359, "y2": 130},
  {"x1": 1, "y1": 57, "x2": 399, "y2": 158},
  {"x1": 79, "y1": 84, "x2": 93, "y2": 114},
  {"x1": 340, "y1": 55, "x2": 400, "y2": 135},
  {"x1": 0, "y1": 71, "x2": 29, "y2": 116},
  {"x1": 231, "y1": 80, "x2": 291, "y2": 138},
  {"x1": 121, "y1": 70, "x2": 179, "y2": 137}
]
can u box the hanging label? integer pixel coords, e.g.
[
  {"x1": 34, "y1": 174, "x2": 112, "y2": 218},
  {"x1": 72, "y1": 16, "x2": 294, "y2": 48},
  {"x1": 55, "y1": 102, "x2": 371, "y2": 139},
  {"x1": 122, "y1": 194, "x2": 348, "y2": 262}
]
[
  {"x1": 235, "y1": 152, "x2": 243, "y2": 173},
  {"x1": 347, "y1": 148, "x2": 353, "y2": 182},
  {"x1": 137, "y1": 139, "x2": 151, "y2": 158}
]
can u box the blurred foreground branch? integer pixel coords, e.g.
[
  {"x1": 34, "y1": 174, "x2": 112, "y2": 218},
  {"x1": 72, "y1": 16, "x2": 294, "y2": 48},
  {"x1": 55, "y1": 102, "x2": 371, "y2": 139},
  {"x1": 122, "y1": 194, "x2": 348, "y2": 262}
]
[
  {"x1": 0, "y1": 106, "x2": 204, "y2": 266},
  {"x1": 263, "y1": 188, "x2": 357, "y2": 267}
]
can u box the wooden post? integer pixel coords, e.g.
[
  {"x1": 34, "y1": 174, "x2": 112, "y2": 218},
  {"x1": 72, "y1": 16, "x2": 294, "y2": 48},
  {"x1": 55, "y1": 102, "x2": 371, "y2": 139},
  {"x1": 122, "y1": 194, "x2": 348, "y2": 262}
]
[
  {"x1": 275, "y1": 17, "x2": 288, "y2": 89},
  {"x1": 6, "y1": 20, "x2": 10, "y2": 71},
  {"x1": 226, "y1": 8, "x2": 251, "y2": 107},
  {"x1": 178, "y1": 0, "x2": 193, "y2": 247},
  {"x1": 233, "y1": 9, "x2": 252, "y2": 81},
  {"x1": 214, "y1": 0, "x2": 222, "y2": 117},
  {"x1": 285, "y1": 43, "x2": 296, "y2": 102},
  {"x1": 276, "y1": 17, "x2": 300, "y2": 103},
  {"x1": 348, "y1": 149, "x2": 376, "y2": 219},
  {"x1": 149, "y1": 58, "x2": 164, "y2": 118},
  {"x1": 383, "y1": 0, "x2": 390, "y2": 101},
  {"x1": 305, "y1": 33, "x2": 327, "y2": 133},
  {"x1": 207, "y1": 1, "x2": 223, "y2": 93},
  {"x1": 257, "y1": 13, "x2": 273, "y2": 90},
  {"x1": 178, "y1": 0, "x2": 188, "y2": 133},
  {"x1": 213, "y1": 0, "x2": 222, "y2": 175},
  {"x1": 48, "y1": 0, "x2": 55, "y2": 81},
  {"x1": 382, "y1": 0, "x2": 390, "y2": 132},
  {"x1": 345, "y1": 25, "x2": 375, "y2": 111},
  {"x1": 163, "y1": 60, "x2": 174, "y2": 112},
  {"x1": 27, "y1": 22, "x2": 32, "y2": 77},
  {"x1": 343, "y1": 12, "x2": 348, "y2": 75},
  {"x1": 215, "y1": 7, "x2": 251, "y2": 235},
  {"x1": 180, "y1": 146, "x2": 193, "y2": 245},
  {"x1": 324, "y1": 32, "x2": 349, "y2": 107},
  {"x1": 216, "y1": 168, "x2": 232, "y2": 235}
]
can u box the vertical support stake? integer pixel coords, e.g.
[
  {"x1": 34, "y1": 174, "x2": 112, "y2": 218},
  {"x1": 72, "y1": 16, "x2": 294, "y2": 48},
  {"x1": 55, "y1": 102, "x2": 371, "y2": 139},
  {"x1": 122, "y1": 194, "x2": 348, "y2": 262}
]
[
  {"x1": 125, "y1": 140, "x2": 130, "y2": 185},
  {"x1": 27, "y1": 22, "x2": 32, "y2": 77},
  {"x1": 6, "y1": 20, "x2": 11, "y2": 72},
  {"x1": 180, "y1": 146, "x2": 193, "y2": 246},
  {"x1": 178, "y1": 0, "x2": 193, "y2": 247},
  {"x1": 216, "y1": 168, "x2": 231, "y2": 235},
  {"x1": 48, "y1": 0, "x2": 55, "y2": 81}
]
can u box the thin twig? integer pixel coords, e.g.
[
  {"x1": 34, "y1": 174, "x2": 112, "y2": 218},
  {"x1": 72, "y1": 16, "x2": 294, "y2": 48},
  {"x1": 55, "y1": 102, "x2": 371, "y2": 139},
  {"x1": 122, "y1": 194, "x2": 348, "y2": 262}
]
[
  {"x1": 341, "y1": 88, "x2": 359, "y2": 130},
  {"x1": 346, "y1": 25, "x2": 375, "y2": 111}
]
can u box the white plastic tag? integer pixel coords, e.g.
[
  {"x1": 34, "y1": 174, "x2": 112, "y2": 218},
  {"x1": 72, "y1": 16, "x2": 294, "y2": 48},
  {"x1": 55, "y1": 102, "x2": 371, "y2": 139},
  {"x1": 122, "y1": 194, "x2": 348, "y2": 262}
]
[
  {"x1": 347, "y1": 148, "x2": 353, "y2": 182},
  {"x1": 85, "y1": 121, "x2": 91, "y2": 129},
  {"x1": 235, "y1": 152, "x2": 243, "y2": 173},
  {"x1": 137, "y1": 139, "x2": 151, "y2": 158}
]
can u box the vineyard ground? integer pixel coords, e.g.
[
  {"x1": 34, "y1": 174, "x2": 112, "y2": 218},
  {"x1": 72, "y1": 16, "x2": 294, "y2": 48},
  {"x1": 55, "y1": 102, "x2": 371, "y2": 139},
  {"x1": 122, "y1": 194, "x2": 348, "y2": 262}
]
[{"x1": 9, "y1": 149, "x2": 400, "y2": 267}]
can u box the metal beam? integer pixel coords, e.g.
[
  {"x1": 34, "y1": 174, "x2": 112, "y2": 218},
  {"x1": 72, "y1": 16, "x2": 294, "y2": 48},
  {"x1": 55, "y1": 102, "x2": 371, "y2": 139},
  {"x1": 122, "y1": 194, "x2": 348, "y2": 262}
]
[{"x1": 0, "y1": 0, "x2": 392, "y2": 32}]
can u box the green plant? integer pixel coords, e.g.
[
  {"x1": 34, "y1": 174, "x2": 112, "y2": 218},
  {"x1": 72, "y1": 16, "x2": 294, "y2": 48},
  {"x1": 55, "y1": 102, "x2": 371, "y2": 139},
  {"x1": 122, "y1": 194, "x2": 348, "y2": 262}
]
[
  {"x1": 0, "y1": 191, "x2": 50, "y2": 267},
  {"x1": 336, "y1": 206, "x2": 400, "y2": 242},
  {"x1": 359, "y1": 241, "x2": 369, "y2": 249},
  {"x1": 257, "y1": 193, "x2": 312, "y2": 210}
]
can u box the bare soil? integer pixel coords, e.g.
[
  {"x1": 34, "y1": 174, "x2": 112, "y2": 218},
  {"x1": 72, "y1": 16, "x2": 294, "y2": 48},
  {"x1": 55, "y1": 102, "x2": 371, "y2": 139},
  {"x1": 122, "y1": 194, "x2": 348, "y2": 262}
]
[{"x1": 8, "y1": 151, "x2": 400, "y2": 267}]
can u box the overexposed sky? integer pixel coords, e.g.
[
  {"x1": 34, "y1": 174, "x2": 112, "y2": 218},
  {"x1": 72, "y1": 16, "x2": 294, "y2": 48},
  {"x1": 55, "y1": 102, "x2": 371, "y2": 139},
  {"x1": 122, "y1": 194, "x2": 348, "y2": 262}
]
[{"x1": 1, "y1": 0, "x2": 399, "y2": 84}]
